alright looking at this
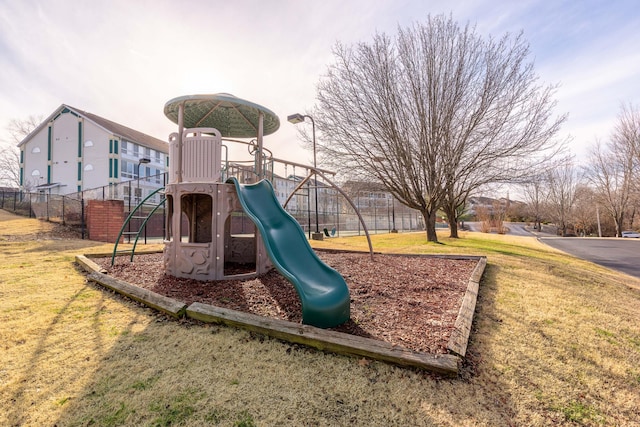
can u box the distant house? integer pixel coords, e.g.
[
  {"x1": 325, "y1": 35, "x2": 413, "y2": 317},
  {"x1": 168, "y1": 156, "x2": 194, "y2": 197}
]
[{"x1": 18, "y1": 104, "x2": 168, "y2": 196}]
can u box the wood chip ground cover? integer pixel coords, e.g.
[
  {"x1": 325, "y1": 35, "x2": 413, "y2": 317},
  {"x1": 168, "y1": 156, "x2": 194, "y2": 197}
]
[{"x1": 96, "y1": 252, "x2": 477, "y2": 355}]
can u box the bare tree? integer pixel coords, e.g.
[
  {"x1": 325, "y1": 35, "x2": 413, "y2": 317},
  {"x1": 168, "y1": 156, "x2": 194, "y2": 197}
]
[
  {"x1": 616, "y1": 103, "x2": 640, "y2": 162},
  {"x1": 1, "y1": 116, "x2": 42, "y2": 188},
  {"x1": 572, "y1": 184, "x2": 598, "y2": 236},
  {"x1": 547, "y1": 161, "x2": 580, "y2": 236},
  {"x1": 584, "y1": 140, "x2": 635, "y2": 237},
  {"x1": 0, "y1": 143, "x2": 21, "y2": 188},
  {"x1": 313, "y1": 14, "x2": 566, "y2": 242},
  {"x1": 522, "y1": 175, "x2": 547, "y2": 232},
  {"x1": 583, "y1": 104, "x2": 640, "y2": 237},
  {"x1": 616, "y1": 103, "x2": 640, "y2": 230},
  {"x1": 475, "y1": 203, "x2": 492, "y2": 233}
]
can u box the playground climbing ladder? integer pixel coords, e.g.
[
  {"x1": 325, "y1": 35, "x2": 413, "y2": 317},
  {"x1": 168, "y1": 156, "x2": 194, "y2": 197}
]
[{"x1": 111, "y1": 187, "x2": 165, "y2": 265}]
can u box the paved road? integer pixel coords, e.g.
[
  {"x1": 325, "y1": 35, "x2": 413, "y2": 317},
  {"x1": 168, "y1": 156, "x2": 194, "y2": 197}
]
[
  {"x1": 466, "y1": 222, "x2": 640, "y2": 278},
  {"x1": 465, "y1": 221, "x2": 544, "y2": 237},
  {"x1": 539, "y1": 237, "x2": 640, "y2": 278}
]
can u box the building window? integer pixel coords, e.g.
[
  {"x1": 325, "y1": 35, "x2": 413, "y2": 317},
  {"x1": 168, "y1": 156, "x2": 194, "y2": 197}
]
[
  {"x1": 121, "y1": 140, "x2": 127, "y2": 154},
  {"x1": 133, "y1": 144, "x2": 139, "y2": 157},
  {"x1": 31, "y1": 169, "x2": 40, "y2": 176},
  {"x1": 120, "y1": 160, "x2": 135, "y2": 179},
  {"x1": 84, "y1": 164, "x2": 94, "y2": 171},
  {"x1": 84, "y1": 140, "x2": 93, "y2": 147},
  {"x1": 31, "y1": 147, "x2": 41, "y2": 153}
]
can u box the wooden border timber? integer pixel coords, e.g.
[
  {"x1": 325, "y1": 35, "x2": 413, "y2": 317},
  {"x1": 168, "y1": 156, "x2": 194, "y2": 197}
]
[
  {"x1": 77, "y1": 254, "x2": 187, "y2": 319},
  {"x1": 447, "y1": 257, "x2": 487, "y2": 357},
  {"x1": 186, "y1": 302, "x2": 459, "y2": 376},
  {"x1": 76, "y1": 251, "x2": 487, "y2": 376},
  {"x1": 75, "y1": 254, "x2": 108, "y2": 274},
  {"x1": 86, "y1": 271, "x2": 187, "y2": 318}
]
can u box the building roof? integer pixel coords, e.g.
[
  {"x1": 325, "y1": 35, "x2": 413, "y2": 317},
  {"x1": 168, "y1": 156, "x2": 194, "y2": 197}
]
[{"x1": 18, "y1": 104, "x2": 168, "y2": 153}]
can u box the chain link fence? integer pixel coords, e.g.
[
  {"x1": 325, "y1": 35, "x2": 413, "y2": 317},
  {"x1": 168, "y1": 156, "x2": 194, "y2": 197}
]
[
  {"x1": 1, "y1": 172, "x2": 428, "y2": 241},
  {"x1": 0, "y1": 190, "x2": 85, "y2": 232}
]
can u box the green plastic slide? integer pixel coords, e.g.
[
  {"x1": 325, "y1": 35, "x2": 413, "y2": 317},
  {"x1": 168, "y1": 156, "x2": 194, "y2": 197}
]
[{"x1": 227, "y1": 178, "x2": 350, "y2": 328}]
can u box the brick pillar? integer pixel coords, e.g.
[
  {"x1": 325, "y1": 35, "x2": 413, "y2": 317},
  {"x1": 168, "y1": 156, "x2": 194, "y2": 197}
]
[{"x1": 86, "y1": 199, "x2": 125, "y2": 243}]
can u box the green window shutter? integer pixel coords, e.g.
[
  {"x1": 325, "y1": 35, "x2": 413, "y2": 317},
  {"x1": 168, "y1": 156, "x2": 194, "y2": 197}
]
[
  {"x1": 47, "y1": 127, "x2": 52, "y2": 161},
  {"x1": 109, "y1": 139, "x2": 113, "y2": 154},
  {"x1": 20, "y1": 150, "x2": 24, "y2": 163},
  {"x1": 20, "y1": 168, "x2": 23, "y2": 186},
  {"x1": 114, "y1": 159, "x2": 119, "y2": 178},
  {"x1": 78, "y1": 185, "x2": 81, "y2": 192},
  {"x1": 77, "y1": 122, "x2": 82, "y2": 157},
  {"x1": 47, "y1": 165, "x2": 51, "y2": 183},
  {"x1": 109, "y1": 159, "x2": 113, "y2": 178},
  {"x1": 77, "y1": 162, "x2": 82, "y2": 180},
  {"x1": 114, "y1": 140, "x2": 119, "y2": 154}
]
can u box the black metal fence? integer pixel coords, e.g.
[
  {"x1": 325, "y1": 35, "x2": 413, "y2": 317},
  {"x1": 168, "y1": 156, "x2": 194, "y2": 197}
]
[
  {"x1": 1, "y1": 171, "x2": 428, "y2": 241},
  {"x1": 0, "y1": 190, "x2": 86, "y2": 235}
]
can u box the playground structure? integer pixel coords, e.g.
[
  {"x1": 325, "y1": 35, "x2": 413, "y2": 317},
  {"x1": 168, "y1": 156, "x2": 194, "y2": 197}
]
[{"x1": 114, "y1": 93, "x2": 373, "y2": 328}]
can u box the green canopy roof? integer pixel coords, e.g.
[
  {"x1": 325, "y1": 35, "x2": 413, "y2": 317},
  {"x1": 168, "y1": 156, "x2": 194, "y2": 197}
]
[{"x1": 163, "y1": 93, "x2": 280, "y2": 138}]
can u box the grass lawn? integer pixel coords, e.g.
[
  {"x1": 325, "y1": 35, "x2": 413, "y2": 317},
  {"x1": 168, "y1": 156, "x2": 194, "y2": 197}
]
[{"x1": 1, "y1": 209, "x2": 639, "y2": 426}]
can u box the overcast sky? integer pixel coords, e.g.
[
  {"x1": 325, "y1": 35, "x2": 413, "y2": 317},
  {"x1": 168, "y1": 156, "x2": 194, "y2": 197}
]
[{"x1": 1, "y1": 0, "x2": 639, "y2": 168}]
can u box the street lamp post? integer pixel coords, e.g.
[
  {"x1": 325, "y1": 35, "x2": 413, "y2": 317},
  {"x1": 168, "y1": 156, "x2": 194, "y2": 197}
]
[
  {"x1": 137, "y1": 157, "x2": 151, "y2": 203},
  {"x1": 287, "y1": 113, "x2": 322, "y2": 241},
  {"x1": 126, "y1": 157, "x2": 151, "y2": 242},
  {"x1": 136, "y1": 157, "x2": 151, "y2": 243}
]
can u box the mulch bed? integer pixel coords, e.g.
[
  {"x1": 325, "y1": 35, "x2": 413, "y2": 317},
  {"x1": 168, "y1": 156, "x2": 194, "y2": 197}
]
[{"x1": 94, "y1": 251, "x2": 478, "y2": 355}]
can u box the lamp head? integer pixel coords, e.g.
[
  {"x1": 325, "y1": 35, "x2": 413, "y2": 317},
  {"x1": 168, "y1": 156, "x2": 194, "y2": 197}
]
[
  {"x1": 139, "y1": 157, "x2": 151, "y2": 164},
  {"x1": 287, "y1": 113, "x2": 305, "y2": 124}
]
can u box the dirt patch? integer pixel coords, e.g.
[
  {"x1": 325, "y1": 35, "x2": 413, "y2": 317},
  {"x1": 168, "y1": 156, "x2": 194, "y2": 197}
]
[{"x1": 95, "y1": 252, "x2": 478, "y2": 355}]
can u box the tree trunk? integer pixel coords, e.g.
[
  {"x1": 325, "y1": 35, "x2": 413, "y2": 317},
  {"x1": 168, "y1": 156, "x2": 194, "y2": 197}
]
[
  {"x1": 422, "y1": 209, "x2": 439, "y2": 243},
  {"x1": 449, "y1": 219, "x2": 458, "y2": 238},
  {"x1": 615, "y1": 214, "x2": 624, "y2": 237},
  {"x1": 443, "y1": 205, "x2": 459, "y2": 238}
]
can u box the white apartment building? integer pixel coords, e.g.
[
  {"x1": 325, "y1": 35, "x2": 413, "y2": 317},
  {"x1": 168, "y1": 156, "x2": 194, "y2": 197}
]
[{"x1": 18, "y1": 104, "x2": 168, "y2": 196}]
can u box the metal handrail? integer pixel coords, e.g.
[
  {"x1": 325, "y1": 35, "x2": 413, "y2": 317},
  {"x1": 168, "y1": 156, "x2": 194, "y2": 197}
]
[
  {"x1": 129, "y1": 197, "x2": 166, "y2": 261},
  {"x1": 283, "y1": 170, "x2": 374, "y2": 259},
  {"x1": 111, "y1": 187, "x2": 165, "y2": 265}
]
